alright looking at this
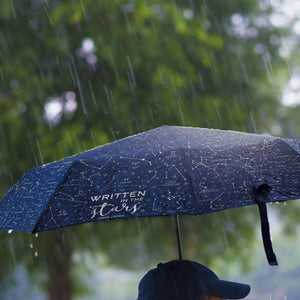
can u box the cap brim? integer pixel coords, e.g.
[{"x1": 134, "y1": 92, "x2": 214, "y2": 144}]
[{"x1": 208, "y1": 280, "x2": 250, "y2": 299}]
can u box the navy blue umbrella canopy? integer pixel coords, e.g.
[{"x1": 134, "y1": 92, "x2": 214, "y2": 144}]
[{"x1": 0, "y1": 126, "x2": 299, "y2": 263}]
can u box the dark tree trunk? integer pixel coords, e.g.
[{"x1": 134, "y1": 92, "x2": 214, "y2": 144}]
[{"x1": 46, "y1": 231, "x2": 73, "y2": 300}]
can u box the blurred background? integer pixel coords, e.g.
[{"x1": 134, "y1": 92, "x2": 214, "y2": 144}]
[{"x1": 0, "y1": 0, "x2": 300, "y2": 299}]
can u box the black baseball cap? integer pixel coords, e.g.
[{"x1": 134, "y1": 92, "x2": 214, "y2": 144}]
[{"x1": 137, "y1": 259, "x2": 250, "y2": 300}]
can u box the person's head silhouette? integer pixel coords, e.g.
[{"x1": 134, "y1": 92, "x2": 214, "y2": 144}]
[{"x1": 137, "y1": 259, "x2": 250, "y2": 300}]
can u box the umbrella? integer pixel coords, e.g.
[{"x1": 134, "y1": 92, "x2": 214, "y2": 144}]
[{"x1": 0, "y1": 125, "x2": 299, "y2": 265}]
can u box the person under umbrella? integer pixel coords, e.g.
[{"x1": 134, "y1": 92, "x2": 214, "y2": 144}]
[{"x1": 137, "y1": 259, "x2": 250, "y2": 300}]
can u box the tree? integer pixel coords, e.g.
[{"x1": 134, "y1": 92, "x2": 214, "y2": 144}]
[{"x1": 0, "y1": 0, "x2": 295, "y2": 299}]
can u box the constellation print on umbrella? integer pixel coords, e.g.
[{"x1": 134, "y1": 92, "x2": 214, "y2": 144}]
[{"x1": 0, "y1": 125, "x2": 299, "y2": 265}]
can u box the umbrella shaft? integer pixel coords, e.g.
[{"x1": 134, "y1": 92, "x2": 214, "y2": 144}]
[{"x1": 175, "y1": 215, "x2": 183, "y2": 259}]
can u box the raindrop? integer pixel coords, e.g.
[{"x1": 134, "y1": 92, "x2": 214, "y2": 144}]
[
  {"x1": 10, "y1": 0, "x2": 17, "y2": 18},
  {"x1": 214, "y1": 101, "x2": 221, "y2": 121},
  {"x1": 44, "y1": 0, "x2": 50, "y2": 8},
  {"x1": 150, "y1": 19, "x2": 158, "y2": 38},
  {"x1": 88, "y1": 81, "x2": 97, "y2": 106},
  {"x1": 108, "y1": 51, "x2": 120, "y2": 84},
  {"x1": 250, "y1": 113, "x2": 257, "y2": 133},
  {"x1": 127, "y1": 55, "x2": 137, "y2": 88},
  {"x1": 30, "y1": 243, "x2": 34, "y2": 249},
  {"x1": 9, "y1": 239, "x2": 16, "y2": 266},
  {"x1": 36, "y1": 138, "x2": 44, "y2": 165},
  {"x1": 70, "y1": 55, "x2": 88, "y2": 116},
  {"x1": 177, "y1": 101, "x2": 185, "y2": 126},
  {"x1": 44, "y1": 5, "x2": 53, "y2": 25},
  {"x1": 8, "y1": 229, "x2": 13, "y2": 234},
  {"x1": 68, "y1": 62, "x2": 76, "y2": 86},
  {"x1": 90, "y1": 128, "x2": 96, "y2": 147},
  {"x1": 220, "y1": 55, "x2": 228, "y2": 72},
  {"x1": 80, "y1": 0, "x2": 88, "y2": 20},
  {"x1": 9, "y1": 171, "x2": 14, "y2": 185},
  {"x1": 197, "y1": 71, "x2": 205, "y2": 91},
  {"x1": 222, "y1": 227, "x2": 229, "y2": 249},
  {"x1": 35, "y1": 251, "x2": 38, "y2": 257},
  {"x1": 39, "y1": 63, "x2": 46, "y2": 82},
  {"x1": 241, "y1": 62, "x2": 250, "y2": 84},
  {"x1": 157, "y1": 67, "x2": 165, "y2": 85}
]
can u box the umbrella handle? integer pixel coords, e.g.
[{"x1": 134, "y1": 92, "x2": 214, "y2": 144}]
[{"x1": 174, "y1": 215, "x2": 183, "y2": 259}]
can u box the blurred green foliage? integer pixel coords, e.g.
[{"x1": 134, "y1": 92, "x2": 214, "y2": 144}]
[{"x1": 0, "y1": 0, "x2": 299, "y2": 299}]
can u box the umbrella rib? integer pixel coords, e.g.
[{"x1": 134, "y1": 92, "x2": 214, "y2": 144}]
[
  {"x1": 31, "y1": 161, "x2": 77, "y2": 233},
  {"x1": 79, "y1": 156, "x2": 113, "y2": 170}
]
